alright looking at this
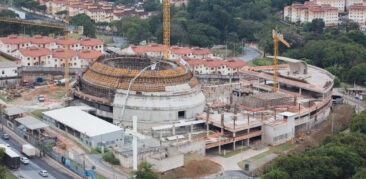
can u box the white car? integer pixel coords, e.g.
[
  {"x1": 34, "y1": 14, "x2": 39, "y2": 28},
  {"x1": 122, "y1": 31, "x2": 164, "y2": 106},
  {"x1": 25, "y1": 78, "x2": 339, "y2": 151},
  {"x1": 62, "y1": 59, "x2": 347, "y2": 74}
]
[
  {"x1": 20, "y1": 157, "x2": 29, "y2": 164},
  {"x1": 39, "y1": 170, "x2": 48, "y2": 177}
]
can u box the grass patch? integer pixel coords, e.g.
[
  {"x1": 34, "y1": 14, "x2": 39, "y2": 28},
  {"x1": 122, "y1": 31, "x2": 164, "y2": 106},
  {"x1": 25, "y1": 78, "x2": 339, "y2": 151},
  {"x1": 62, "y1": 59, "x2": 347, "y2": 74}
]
[
  {"x1": 96, "y1": 174, "x2": 106, "y2": 179},
  {"x1": 31, "y1": 109, "x2": 48, "y2": 119},
  {"x1": 96, "y1": 35, "x2": 113, "y2": 44},
  {"x1": 221, "y1": 146, "x2": 250, "y2": 158},
  {"x1": 245, "y1": 143, "x2": 295, "y2": 163},
  {"x1": 6, "y1": 169, "x2": 17, "y2": 179},
  {"x1": 0, "y1": 95, "x2": 13, "y2": 103}
]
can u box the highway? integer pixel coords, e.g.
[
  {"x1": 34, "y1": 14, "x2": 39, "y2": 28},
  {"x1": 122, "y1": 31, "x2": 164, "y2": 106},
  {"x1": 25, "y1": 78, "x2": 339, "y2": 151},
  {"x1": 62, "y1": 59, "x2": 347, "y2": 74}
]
[{"x1": 0, "y1": 130, "x2": 73, "y2": 179}]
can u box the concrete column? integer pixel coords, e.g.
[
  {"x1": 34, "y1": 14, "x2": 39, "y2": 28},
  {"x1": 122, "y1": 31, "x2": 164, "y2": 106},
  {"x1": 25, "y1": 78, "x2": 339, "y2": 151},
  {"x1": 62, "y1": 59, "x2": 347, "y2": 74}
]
[
  {"x1": 299, "y1": 88, "x2": 302, "y2": 96},
  {"x1": 233, "y1": 132, "x2": 236, "y2": 150},
  {"x1": 218, "y1": 136, "x2": 221, "y2": 154},
  {"x1": 172, "y1": 124, "x2": 176, "y2": 136},
  {"x1": 188, "y1": 133, "x2": 192, "y2": 141},
  {"x1": 221, "y1": 113, "x2": 224, "y2": 135},
  {"x1": 247, "y1": 128, "x2": 250, "y2": 146},
  {"x1": 190, "y1": 124, "x2": 193, "y2": 133}
]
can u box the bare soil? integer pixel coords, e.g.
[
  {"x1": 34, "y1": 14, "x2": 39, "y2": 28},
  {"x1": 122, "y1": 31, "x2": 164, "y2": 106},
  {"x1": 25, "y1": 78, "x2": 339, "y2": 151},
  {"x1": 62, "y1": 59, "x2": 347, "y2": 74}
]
[
  {"x1": 289, "y1": 104, "x2": 354, "y2": 153},
  {"x1": 161, "y1": 153, "x2": 222, "y2": 179}
]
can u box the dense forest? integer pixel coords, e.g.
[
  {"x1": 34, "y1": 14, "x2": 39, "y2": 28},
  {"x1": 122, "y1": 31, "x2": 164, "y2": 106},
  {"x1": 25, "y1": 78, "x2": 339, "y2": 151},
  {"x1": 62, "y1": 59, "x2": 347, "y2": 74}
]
[{"x1": 263, "y1": 111, "x2": 366, "y2": 179}]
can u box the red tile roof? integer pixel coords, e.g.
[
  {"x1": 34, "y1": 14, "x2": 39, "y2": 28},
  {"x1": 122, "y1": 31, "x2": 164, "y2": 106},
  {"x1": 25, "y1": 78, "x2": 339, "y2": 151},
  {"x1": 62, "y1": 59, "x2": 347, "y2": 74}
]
[
  {"x1": 30, "y1": 35, "x2": 55, "y2": 44},
  {"x1": 79, "y1": 38, "x2": 103, "y2": 46},
  {"x1": 203, "y1": 59, "x2": 226, "y2": 67},
  {"x1": 191, "y1": 47, "x2": 212, "y2": 55},
  {"x1": 186, "y1": 59, "x2": 203, "y2": 66},
  {"x1": 0, "y1": 35, "x2": 30, "y2": 44},
  {"x1": 170, "y1": 46, "x2": 191, "y2": 54},
  {"x1": 225, "y1": 59, "x2": 246, "y2": 68},
  {"x1": 55, "y1": 36, "x2": 79, "y2": 45},
  {"x1": 131, "y1": 43, "x2": 164, "y2": 54},
  {"x1": 77, "y1": 49, "x2": 102, "y2": 59},
  {"x1": 19, "y1": 46, "x2": 51, "y2": 57},
  {"x1": 186, "y1": 58, "x2": 246, "y2": 68},
  {"x1": 52, "y1": 48, "x2": 77, "y2": 59}
]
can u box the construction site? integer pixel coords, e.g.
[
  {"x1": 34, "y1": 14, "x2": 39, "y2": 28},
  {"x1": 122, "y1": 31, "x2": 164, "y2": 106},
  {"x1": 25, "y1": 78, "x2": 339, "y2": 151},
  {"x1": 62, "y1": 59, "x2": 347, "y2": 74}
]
[{"x1": 0, "y1": 1, "x2": 338, "y2": 178}]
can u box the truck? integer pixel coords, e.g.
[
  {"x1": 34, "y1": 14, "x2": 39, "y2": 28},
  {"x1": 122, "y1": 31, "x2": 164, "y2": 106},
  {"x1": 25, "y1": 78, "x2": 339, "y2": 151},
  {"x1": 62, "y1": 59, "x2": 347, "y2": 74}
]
[
  {"x1": 21, "y1": 144, "x2": 36, "y2": 158},
  {"x1": 0, "y1": 144, "x2": 20, "y2": 170}
]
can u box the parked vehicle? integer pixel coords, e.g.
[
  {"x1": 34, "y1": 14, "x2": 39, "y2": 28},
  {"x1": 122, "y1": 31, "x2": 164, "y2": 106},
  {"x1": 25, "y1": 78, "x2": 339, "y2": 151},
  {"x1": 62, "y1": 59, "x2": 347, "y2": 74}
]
[
  {"x1": 21, "y1": 144, "x2": 36, "y2": 158},
  {"x1": 38, "y1": 95, "x2": 45, "y2": 102}
]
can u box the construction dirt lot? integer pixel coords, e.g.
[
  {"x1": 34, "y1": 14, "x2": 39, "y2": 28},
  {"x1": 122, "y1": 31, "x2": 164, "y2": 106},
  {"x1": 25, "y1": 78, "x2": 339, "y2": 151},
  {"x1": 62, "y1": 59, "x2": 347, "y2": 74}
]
[{"x1": 161, "y1": 153, "x2": 222, "y2": 179}]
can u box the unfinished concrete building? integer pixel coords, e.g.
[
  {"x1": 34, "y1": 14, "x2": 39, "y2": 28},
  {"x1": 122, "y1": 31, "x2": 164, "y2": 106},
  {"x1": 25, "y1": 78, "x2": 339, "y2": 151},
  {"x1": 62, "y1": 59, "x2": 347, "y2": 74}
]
[
  {"x1": 71, "y1": 55, "x2": 205, "y2": 129},
  {"x1": 192, "y1": 56, "x2": 334, "y2": 151}
]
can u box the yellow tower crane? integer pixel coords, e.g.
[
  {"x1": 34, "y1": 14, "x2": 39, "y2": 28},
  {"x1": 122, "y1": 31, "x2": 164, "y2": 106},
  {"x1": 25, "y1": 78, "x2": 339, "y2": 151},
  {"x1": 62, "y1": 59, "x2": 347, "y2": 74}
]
[
  {"x1": 163, "y1": 0, "x2": 170, "y2": 59},
  {"x1": 0, "y1": 17, "x2": 70, "y2": 97},
  {"x1": 272, "y1": 29, "x2": 290, "y2": 92}
]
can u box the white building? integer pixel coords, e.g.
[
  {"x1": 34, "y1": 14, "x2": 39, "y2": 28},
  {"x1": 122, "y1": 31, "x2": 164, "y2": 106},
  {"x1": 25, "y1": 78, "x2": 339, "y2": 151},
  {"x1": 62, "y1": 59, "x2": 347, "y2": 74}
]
[
  {"x1": 0, "y1": 62, "x2": 19, "y2": 78},
  {"x1": 348, "y1": 3, "x2": 366, "y2": 25},
  {"x1": 284, "y1": 2, "x2": 339, "y2": 26},
  {"x1": 43, "y1": 106, "x2": 124, "y2": 148}
]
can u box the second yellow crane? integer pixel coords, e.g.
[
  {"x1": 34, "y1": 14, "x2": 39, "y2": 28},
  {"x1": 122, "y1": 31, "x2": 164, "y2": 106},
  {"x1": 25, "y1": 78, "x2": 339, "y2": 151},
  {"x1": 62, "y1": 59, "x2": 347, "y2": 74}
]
[
  {"x1": 163, "y1": 0, "x2": 170, "y2": 59},
  {"x1": 272, "y1": 29, "x2": 290, "y2": 92}
]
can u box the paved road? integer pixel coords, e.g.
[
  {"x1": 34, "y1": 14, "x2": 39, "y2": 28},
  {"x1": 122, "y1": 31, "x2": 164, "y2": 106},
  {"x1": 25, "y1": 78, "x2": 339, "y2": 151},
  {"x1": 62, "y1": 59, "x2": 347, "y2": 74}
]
[
  {"x1": 0, "y1": 129, "x2": 74, "y2": 179},
  {"x1": 333, "y1": 88, "x2": 366, "y2": 113},
  {"x1": 234, "y1": 46, "x2": 263, "y2": 62}
]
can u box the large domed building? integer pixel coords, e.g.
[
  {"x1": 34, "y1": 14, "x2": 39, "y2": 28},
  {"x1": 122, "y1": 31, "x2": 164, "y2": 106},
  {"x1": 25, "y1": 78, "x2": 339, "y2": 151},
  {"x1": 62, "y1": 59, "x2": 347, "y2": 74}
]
[{"x1": 71, "y1": 55, "x2": 205, "y2": 129}]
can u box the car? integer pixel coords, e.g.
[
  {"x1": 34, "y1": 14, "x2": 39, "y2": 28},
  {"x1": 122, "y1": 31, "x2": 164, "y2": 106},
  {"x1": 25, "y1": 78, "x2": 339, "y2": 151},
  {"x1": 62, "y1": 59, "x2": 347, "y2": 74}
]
[
  {"x1": 39, "y1": 170, "x2": 48, "y2": 177},
  {"x1": 38, "y1": 95, "x2": 45, "y2": 102},
  {"x1": 2, "y1": 133, "x2": 9, "y2": 140},
  {"x1": 20, "y1": 157, "x2": 29, "y2": 164}
]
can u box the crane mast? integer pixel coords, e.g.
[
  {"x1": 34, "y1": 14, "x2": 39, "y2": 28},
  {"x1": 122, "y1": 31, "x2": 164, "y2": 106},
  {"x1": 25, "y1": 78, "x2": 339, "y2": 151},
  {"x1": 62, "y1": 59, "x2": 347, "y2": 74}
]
[
  {"x1": 272, "y1": 29, "x2": 290, "y2": 93},
  {"x1": 163, "y1": 0, "x2": 170, "y2": 59},
  {"x1": 64, "y1": 5, "x2": 70, "y2": 98}
]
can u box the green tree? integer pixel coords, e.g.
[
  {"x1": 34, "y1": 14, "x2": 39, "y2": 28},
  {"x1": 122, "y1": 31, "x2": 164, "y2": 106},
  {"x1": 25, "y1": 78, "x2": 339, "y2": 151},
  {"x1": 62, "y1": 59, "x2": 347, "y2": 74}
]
[
  {"x1": 135, "y1": 162, "x2": 158, "y2": 179},
  {"x1": 350, "y1": 111, "x2": 366, "y2": 134},
  {"x1": 114, "y1": 16, "x2": 151, "y2": 44},
  {"x1": 303, "y1": 19, "x2": 325, "y2": 34},
  {"x1": 353, "y1": 168, "x2": 366, "y2": 179},
  {"x1": 70, "y1": 14, "x2": 96, "y2": 37},
  {"x1": 262, "y1": 168, "x2": 290, "y2": 179}
]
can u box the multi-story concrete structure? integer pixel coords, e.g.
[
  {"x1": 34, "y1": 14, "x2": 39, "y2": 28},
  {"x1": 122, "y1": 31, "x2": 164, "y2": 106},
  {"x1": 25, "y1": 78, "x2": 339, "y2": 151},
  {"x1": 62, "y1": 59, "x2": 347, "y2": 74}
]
[
  {"x1": 189, "y1": 56, "x2": 334, "y2": 149},
  {"x1": 71, "y1": 55, "x2": 206, "y2": 129},
  {"x1": 348, "y1": 3, "x2": 366, "y2": 24}
]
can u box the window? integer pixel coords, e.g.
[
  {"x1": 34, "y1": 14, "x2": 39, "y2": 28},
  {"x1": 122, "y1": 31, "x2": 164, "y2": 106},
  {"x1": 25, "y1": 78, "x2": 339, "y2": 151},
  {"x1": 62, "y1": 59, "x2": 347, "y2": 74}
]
[{"x1": 178, "y1": 111, "x2": 185, "y2": 118}]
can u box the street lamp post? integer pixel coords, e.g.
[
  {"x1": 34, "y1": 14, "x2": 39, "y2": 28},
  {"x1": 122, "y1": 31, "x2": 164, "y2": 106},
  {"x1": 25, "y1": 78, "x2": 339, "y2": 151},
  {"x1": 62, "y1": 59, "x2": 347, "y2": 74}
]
[{"x1": 118, "y1": 60, "x2": 162, "y2": 126}]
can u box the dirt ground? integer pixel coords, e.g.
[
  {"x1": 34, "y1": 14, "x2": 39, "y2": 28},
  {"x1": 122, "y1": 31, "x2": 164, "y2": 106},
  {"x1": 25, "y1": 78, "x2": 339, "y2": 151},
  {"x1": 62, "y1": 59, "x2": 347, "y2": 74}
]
[
  {"x1": 289, "y1": 104, "x2": 354, "y2": 153},
  {"x1": 161, "y1": 153, "x2": 222, "y2": 179}
]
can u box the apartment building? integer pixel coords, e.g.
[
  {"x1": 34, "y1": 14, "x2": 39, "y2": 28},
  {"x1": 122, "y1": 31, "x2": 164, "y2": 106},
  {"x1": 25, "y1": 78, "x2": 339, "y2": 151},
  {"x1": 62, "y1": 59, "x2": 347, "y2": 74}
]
[
  {"x1": 310, "y1": 0, "x2": 345, "y2": 12},
  {"x1": 0, "y1": 35, "x2": 31, "y2": 53},
  {"x1": 284, "y1": 2, "x2": 339, "y2": 26},
  {"x1": 0, "y1": 35, "x2": 104, "y2": 68},
  {"x1": 186, "y1": 58, "x2": 246, "y2": 75},
  {"x1": 45, "y1": 0, "x2": 148, "y2": 22},
  {"x1": 348, "y1": 3, "x2": 366, "y2": 24}
]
